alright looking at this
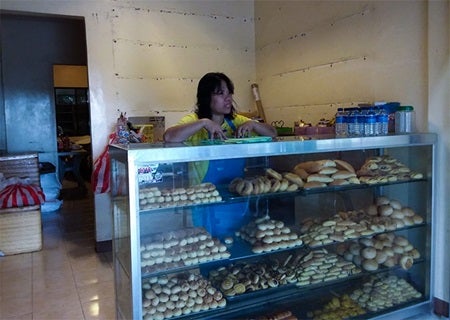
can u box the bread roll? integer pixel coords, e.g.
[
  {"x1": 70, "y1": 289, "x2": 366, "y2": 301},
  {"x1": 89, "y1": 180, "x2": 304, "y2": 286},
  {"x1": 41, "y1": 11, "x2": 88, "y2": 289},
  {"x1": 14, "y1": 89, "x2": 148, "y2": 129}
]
[
  {"x1": 294, "y1": 161, "x2": 322, "y2": 174},
  {"x1": 329, "y1": 179, "x2": 349, "y2": 186},
  {"x1": 283, "y1": 172, "x2": 304, "y2": 187},
  {"x1": 307, "y1": 174, "x2": 334, "y2": 183},
  {"x1": 332, "y1": 170, "x2": 357, "y2": 180},
  {"x1": 304, "y1": 181, "x2": 326, "y2": 189},
  {"x1": 266, "y1": 168, "x2": 282, "y2": 181},
  {"x1": 292, "y1": 167, "x2": 309, "y2": 180},
  {"x1": 316, "y1": 159, "x2": 336, "y2": 167},
  {"x1": 362, "y1": 259, "x2": 379, "y2": 271},
  {"x1": 334, "y1": 159, "x2": 356, "y2": 173},
  {"x1": 318, "y1": 167, "x2": 338, "y2": 175}
]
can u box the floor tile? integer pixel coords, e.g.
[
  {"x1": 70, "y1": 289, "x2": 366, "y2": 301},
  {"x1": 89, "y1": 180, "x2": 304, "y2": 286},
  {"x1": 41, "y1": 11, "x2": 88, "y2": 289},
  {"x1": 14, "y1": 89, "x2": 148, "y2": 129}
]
[
  {"x1": 0, "y1": 295, "x2": 32, "y2": 319},
  {"x1": 1, "y1": 267, "x2": 32, "y2": 299},
  {"x1": 77, "y1": 280, "x2": 115, "y2": 303},
  {"x1": 81, "y1": 298, "x2": 116, "y2": 320}
]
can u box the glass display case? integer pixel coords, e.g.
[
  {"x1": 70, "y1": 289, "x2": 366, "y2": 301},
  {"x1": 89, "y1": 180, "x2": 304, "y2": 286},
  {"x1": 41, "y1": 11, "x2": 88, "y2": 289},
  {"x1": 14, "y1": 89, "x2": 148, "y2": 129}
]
[{"x1": 110, "y1": 133, "x2": 436, "y2": 320}]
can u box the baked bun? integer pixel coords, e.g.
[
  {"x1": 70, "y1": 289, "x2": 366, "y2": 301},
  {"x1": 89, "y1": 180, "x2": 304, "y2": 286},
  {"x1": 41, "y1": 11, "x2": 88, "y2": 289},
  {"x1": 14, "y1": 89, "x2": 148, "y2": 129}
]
[
  {"x1": 304, "y1": 181, "x2": 326, "y2": 189},
  {"x1": 334, "y1": 159, "x2": 356, "y2": 173},
  {"x1": 332, "y1": 170, "x2": 357, "y2": 180},
  {"x1": 306, "y1": 174, "x2": 334, "y2": 183}
]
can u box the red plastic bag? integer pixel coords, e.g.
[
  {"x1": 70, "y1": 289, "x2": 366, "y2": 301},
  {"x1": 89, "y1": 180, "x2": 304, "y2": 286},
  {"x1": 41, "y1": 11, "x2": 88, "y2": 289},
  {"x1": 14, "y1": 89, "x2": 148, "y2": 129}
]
[
  {"x1": 91, "y1": 133, "x2": 115, "y2": 194},
  {"x1": 0, "y1": 183, "x2": 45, "y2": 208}
]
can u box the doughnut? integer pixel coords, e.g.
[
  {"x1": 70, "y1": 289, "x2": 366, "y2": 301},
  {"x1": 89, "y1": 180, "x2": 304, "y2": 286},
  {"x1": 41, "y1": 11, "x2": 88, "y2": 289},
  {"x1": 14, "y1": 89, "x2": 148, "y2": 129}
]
[
  {"x1": 240, "y1": 180, "x2": 253, "y2": 195},
  {"x1": 228, "y1": 177, "x2": 243, "y2": 193},
  {"x1": 266, "y1": 168, "x2": 283, "y2": 181},
  {"x1": 279, "y1": 179, "x2": 289, "y2": 191},
  {"x1": 283, "y1": 172, "x2": 304, "y2": 186},
  {"x1": 270, "y1": 179, "x2": 281, "y2": 192},
  {"x1": 400, "y1": 255, "x2": 414, "y2": 270}
]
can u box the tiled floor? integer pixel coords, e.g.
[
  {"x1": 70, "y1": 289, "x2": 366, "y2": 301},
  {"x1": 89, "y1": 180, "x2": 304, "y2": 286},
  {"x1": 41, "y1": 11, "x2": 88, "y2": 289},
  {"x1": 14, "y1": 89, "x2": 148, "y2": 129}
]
[{"x1": 0, "y1": 181, "x2": 115, "y2": 320}]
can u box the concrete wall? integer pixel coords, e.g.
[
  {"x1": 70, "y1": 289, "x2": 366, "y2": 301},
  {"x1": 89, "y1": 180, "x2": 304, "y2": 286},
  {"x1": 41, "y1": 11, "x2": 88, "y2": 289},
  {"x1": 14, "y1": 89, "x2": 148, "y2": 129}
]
[{"x1": 255, "y1": 1, "x2": 428, "y2": 126}]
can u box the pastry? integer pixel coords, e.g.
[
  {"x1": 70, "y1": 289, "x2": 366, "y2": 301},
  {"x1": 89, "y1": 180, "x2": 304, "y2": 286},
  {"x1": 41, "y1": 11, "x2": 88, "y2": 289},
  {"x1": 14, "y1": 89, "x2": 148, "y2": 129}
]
[
  {"x1": 283, "y1": 172, "x2": 304, "y2": 186},
  {"x1": 334, "y1": 159, "x2": 356, "y2": 173},
  {"x1": 266, "y1": 168, "x2": 283, "y2": 180}
]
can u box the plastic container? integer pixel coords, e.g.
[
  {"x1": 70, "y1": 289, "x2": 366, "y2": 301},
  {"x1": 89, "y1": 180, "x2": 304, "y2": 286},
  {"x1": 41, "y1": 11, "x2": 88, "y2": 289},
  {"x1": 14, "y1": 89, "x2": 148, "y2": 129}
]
[
  {"x1": 395, "y1": 106, "x2": 415, "y2": 133},
  {"x1": 347, "y1": 108, "x2": 363, "y2": 137},
  {"x1": 334, "y1": 108, "x2": 347, "y2": 137},
  {"x1": 363, "y1": 107, "x2": 377, "y2": 136},
  {"x1": 376, "y1": 107, "x2": 389, "y2": 136}
]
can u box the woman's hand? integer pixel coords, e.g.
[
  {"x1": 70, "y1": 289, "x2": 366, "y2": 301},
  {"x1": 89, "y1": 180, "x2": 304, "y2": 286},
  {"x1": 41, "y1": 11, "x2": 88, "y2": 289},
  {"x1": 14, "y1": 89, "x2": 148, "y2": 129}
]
[
  {"x1": 201, "y1": 119, "x2": 227, "y2": 140},
  {"x1": 236, "y1": 120, "x2": 277, "y2": 138}
]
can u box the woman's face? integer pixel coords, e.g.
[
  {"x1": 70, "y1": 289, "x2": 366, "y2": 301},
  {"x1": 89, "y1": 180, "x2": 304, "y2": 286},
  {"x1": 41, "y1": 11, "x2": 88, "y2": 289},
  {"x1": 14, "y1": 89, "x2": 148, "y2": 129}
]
[{"x1": 210, "y1": 80, "x2": 233, "y2": 116}]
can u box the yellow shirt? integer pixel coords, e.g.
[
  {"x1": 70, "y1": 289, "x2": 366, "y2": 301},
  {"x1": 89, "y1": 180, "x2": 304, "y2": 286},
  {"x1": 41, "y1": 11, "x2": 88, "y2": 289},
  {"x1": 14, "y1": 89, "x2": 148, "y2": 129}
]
[
  {"x1": 175, "y1": 113, "x2": 254, "y2": 184},
  {"x1": 177, "y1": 113, "x2": 254, "y2": 143}
]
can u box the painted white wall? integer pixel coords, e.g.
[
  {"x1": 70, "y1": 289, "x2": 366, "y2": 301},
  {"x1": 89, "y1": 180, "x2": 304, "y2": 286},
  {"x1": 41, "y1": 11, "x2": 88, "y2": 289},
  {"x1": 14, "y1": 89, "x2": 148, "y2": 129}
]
[
  {"x1": 254, "y1": 1, "x2": 428, "y2": 126},
  {"x1": 427, "y1": 0, "x2": 450, "y2": 309}
]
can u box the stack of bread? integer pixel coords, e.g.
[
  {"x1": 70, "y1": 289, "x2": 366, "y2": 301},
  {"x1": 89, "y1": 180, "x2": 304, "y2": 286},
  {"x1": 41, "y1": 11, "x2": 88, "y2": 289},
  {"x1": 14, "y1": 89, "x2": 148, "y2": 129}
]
[
  {"x1": 356, "y1": 155, "x2": 423, "y2": 184},
  {"x1": 236, "y1": 216, "x2": 303, "y2": 253},
  {"x1": 349, "y1": 275, "x2": 422, "y2": 312},
  {"x1": 299, "y1": 196, "x2": 424, "y2": 247},
  {"x1": 292, "y1": 159, "x2": 360, "y2": 189},
  {"x1": 250, "y1": 310, "x2": 298, "y2": 320},
  {"x1": 336, "y1": 232, "x2": 420, "y2": 272},
  {"x1": 142, "y1": 272, "x2": 226, "y2": 319},
  {"x1": 228, "y1": 168, "x2": 304, "y2": 196},
  {"x1": 139, "y1": 182, "x2": 222, "y2": 210},
  {"x1": 306, "y1": 294, "x2": 366, "y2": 320},
  {"x1": 140, "y1": 227, "x2": 230, "y2": 273},
  {"x1": 208, "y1": 256, "x2": 297, "y2": 297},
  {"x1": 295, "y1": 249, "x2": 361, "y2": 287}
]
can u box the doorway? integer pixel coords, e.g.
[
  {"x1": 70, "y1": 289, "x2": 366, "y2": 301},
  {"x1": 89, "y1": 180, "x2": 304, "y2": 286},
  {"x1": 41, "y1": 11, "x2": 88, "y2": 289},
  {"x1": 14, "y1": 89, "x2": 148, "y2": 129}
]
[{"x1": 0, "y1": 11, "x2": 91, "y2": 199}]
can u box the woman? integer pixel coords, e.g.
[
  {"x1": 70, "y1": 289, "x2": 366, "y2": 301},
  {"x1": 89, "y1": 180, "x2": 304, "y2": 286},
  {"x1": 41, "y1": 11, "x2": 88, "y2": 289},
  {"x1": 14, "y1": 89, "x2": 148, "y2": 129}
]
[
  {"x1": 163, "y1": 72, "x2": 276, "y2": 143},
  {"x1": 164, "y1": 72, "x2": 276, "y2": 237}
]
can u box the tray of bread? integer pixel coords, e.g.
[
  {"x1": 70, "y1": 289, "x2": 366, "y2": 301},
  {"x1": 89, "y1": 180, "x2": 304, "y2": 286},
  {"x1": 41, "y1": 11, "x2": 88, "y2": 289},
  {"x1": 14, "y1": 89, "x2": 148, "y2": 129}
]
[{"x1": 140, "y1": 227, "x2": 230, "y2": 275}]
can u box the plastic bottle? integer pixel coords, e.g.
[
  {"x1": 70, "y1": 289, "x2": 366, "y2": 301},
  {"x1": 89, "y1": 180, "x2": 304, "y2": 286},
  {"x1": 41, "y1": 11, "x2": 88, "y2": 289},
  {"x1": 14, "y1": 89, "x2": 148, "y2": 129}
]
[
  {"x1": 334, "y1": 108, "x2": 347, "y2": 137},
  {"x1": 377, "y1": 107, "x2": 389, "y2": 136},
  {"x1": 347, "y1": 108, "x2": 362, "y2": 137},
  {"x1": 364, "y1": 107, "x2": 377, "y2": 136},
  {"x1": 395, "y1": 106, "x2": 415, "y2": 133}
]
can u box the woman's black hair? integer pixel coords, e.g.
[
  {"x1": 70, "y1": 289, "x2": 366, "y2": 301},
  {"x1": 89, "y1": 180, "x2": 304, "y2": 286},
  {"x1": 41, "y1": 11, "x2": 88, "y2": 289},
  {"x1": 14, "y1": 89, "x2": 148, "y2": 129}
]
[{"x1": 196, "y1": 72, "x2": 236, "y2": 119}]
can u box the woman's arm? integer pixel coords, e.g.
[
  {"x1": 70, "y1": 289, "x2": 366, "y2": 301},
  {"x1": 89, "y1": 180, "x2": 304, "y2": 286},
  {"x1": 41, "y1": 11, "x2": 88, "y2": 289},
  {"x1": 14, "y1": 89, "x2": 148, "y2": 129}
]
[
  {"x1": 164, "y1": 118, "x2": 227, "y2": 142},
  {"x1": 237, "y1": 120, "x2": 277, "y2": 138}
]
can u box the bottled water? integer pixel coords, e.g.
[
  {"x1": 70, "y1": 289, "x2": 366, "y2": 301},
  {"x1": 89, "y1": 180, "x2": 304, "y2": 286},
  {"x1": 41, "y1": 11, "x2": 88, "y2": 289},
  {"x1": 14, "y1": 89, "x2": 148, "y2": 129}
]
[
  {"x1": 347, "y1": 108, "x2": 363, "y2": 136},
  {"x1": 377, "y1": 107, "x2": 389, "y2": 135},
  {"x1": 334, "y1": 108, "x2": 347, "y2": 137},
  {"x1": 364, "y1": 107, "x2": 377, "y2": 136}
]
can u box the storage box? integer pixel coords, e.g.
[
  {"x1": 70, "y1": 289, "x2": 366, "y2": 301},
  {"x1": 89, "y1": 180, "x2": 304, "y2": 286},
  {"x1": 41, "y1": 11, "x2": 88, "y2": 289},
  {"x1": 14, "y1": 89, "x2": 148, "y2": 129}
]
[
  {"x1": 0, "y1": 205, "x2": 42, "y2": 255},
  {"x1": 0, "y1": 153, "x2": 42, "y2": 255}
]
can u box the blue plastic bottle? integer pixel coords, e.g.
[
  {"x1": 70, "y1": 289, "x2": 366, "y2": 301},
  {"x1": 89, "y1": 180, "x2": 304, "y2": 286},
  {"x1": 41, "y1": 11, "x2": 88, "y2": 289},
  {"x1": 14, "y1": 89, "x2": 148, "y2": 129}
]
[
  {"x1": 377, "y1": 107, "x2": 389, "y2": 135},
  {"x1": 335, "y1": 108, "x2": 347, "y2": 137},
  {"x1": 364, "y1": 107, "x2": 377, "y2": 136},
  {"x1": 347, "y1": 108, "x2": 362, "y2": 137}
]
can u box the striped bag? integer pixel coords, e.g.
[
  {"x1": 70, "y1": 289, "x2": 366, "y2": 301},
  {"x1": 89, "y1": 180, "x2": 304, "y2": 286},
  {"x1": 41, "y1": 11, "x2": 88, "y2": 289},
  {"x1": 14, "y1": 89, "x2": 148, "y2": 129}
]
[{"x1": 0, "y1": 183, "x2": 45, "y2": 208}]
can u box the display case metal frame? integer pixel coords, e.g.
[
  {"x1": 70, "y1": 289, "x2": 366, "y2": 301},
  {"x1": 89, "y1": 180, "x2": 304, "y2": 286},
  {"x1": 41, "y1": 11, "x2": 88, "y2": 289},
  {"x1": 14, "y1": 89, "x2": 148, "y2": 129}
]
[{"x1": 110, "y1": 133, "x2": 437, "y2": 320}]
